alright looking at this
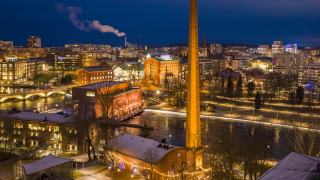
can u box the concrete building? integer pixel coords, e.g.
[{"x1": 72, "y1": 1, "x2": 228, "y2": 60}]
[
  {"x1": 179, "y1": 62, "x2": 188, "y2": 81},
  {"x1": 210, "y1": 43, "x2": 222, "y2": 54},
  {"x1": 298, "y1": 63, "x2": 320, "y2": 86},
  {"x1": 251, "y1": 57, "x2": 274, "y2": 73},
  {"x1": 81, "y1": 52, "x2": 114, "y2": 67},
  {"x1": 6, "y1": 47, "x2": 47, "y2": 59},
  {"x1": 28, "y1": 36, "x2": 41, "y2": 48},
  {"x1": 144, "y1": 55, "x2": 179, "y2": 85},
  {"x1": 257, "y1": 45, "x2": 270, "y2": 55},
  {"x1": 273, "y1": 53, "x2": 301, "y2": 74},
  {"x1": 78, "y1": 66, "x2": 114, "y2": 86},
  {"x1": 46, "y1": 52, "x2": 82, "y2": 72},
  {"x1": 0, "y1": 40, "x2": 13, "y2": 48},
  {"x1": 65, "y1": 43, "x2": 111, "y2": 52},
  {"x1": 272, "y1": 41, "x2": 284, "y2": 54},
  {"x1": 232, "y1": 58, "x2": 250, "y2": 70},
  {"x1": 285, "y1": 44, "x2": 298, "y2": 54}
]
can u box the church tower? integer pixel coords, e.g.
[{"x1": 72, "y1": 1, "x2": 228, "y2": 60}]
[{"x1": 186, "y1": 0, "x2": 201, "y2": 149}]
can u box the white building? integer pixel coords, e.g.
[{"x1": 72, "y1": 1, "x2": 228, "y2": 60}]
[
  {"x1": 298, "y1": 63, "x2": 320, "y2": 85},
  {"x1": 285, "y1": 44, "x2": 298, "y2": 54}
]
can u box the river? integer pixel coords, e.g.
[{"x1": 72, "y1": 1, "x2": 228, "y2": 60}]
[
  {"x1": 123, "y1": 111, "x2": 296, "y2": 160},
  {"x1": 0, "y1": 93, "x2": 301, "y2": 160}
]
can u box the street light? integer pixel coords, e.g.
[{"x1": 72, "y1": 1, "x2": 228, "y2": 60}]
[
  {"x1": 252, "y1": 108, "x2": 254, "y2": 117},
  {"x1": 156, "y1": 90, "x2": 160, "y2": 100},
  {"x1": 231, "y1": 106, "x2": 232, "y2": 115},
  {"x1": 277, "y1": 110, "x2": 278, "y2": 120}
]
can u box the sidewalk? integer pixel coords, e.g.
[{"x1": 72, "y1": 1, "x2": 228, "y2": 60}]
[{"x1": 75, "y1": 161, "x2": 113, "y2": 180}]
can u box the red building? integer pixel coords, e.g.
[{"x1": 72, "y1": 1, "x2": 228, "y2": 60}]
[
  {"x1": 78, "y1": 66, "x2": 114, "y2": 86},
  {"x1": 72, "y1": 81, "x2": 142, "y2": 118}
]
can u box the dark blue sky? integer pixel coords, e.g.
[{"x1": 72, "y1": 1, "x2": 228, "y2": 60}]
[{"x1": 1, "y1": 0, "x2": 320, "y2": 47}]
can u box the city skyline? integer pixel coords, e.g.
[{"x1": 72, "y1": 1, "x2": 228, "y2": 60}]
[{"x1": 1, "y1": 0, "x2": 320, "y2": 47}]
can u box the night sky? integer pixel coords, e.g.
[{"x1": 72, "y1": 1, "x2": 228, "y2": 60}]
[{"x1": 1, "y1": 0, "x2": 320, "y2": 47}]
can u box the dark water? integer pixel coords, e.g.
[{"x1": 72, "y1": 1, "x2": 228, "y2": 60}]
[{"x1": 123, "y1": 110, "x2": 295, "y2": 160}]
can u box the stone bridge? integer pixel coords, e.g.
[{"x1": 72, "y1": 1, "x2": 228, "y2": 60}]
[{"x1": 0, "y1": 88, "x2": 67, "y2": 102}]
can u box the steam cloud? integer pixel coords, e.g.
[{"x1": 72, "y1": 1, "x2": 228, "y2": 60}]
[{"x1": 56, "y1": 3, "x2": 126, "y2": 37}]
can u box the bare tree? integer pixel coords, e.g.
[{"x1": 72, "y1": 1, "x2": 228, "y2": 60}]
[
  {"x1": 285, "y1": 113, "x2": 320, "y2": 156},
  {"x1": 141, "y1": 147, "x2": 159, "y2": 180}
]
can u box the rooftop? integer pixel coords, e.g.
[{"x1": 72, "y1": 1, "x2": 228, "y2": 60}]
[
  {"x1": 73, "y1": 81, "x2": 127, "y2": 90},
  {"x1": 17, "y1": 154, "x2": 73, "y2": 175},
  {"x1": 252, "y1": 57, "x2": 273, "y2": 62},
  {"x1": 148, "y1": 55, "x2": 179, "y2": 62},
  {"x1": 4, "y1": 111, "x2": 73, "y2": 124},
  {"x1": 108, "y1": 134, "x2": 180, "y2": 164},
  {"x1": 259, "y1": 152, "x2": 320, "y2": 180},
  {"x1": 83, "y1": 66, "x2": 113, "y2": 72}
]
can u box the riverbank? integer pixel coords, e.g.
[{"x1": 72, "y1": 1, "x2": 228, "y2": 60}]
[{"x1": 145, "y1": 102, "x2": 320, "y2": 131}]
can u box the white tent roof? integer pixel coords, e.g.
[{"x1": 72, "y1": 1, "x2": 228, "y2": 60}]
[
  {"x1": 18, "y1": 154, "x2": 73, "y2": 175},
  {"x1": 259, "y1": 152, "x2": 320, "y2": 180},
  {"x1": 108, "y1": 134, "x2": 180, "y2": 164}
]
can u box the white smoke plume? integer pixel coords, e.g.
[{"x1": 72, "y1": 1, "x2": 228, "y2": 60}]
[{"x1": 55, "y1": 3, "x2": 126, "y2": 37}]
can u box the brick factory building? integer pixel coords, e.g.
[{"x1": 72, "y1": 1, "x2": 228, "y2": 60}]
[
  {"x1": 78, "y1": 66, "x2": 114, "y2": 86},
  {"x1": 72, "y1": 81, "x2": 142, "y2": 118},
  {"x1": 145, "y1": 55, "x2": 179, "y2": 85}
]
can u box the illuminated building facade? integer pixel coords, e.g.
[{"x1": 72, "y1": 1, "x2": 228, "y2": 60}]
[
  {"x1": 28, "y1": 36, "x2": 41, "y2": 48},
  {"x1": 251, "y1": 57, "x2": 274, "y2": 73},
  {"x1": 298, "y1": 63, "x2": 320, "y2": 86},
  {"x1": 257, "y1": 45, "x2": 270, "y2": 55},
  {"x1": 0, "y1": 40, "x2": 13, "y2": 48},
  {"x1": 232, "y1": 58, "x2": 250, "y2": 70},
  {"x1": 273, "y1": 53, "x2": 301, "y2": 74},
  {"x1": 72, "y1": 81, "x2": 142, "y2": 118},
  {"x1": 272, "y1": 41, "x2": 284, "y2": 54},
  {"x1": 210, "y1": 43, "x2": 222, "y2": 54},
  {"x1": 0, "y1": 59, "x2": 48, "y2": 84},
  {"x1": 0, "y1": 112, "x2": 80, "y2": 153},
  {"x1": 6, "y1": 47, "x2": 47, "y2": 59},
  {"x1": 144, "y1": 55, "x2": 179, "y2": 85},
  {"x1": 285, "y1": 44, "x2": 298, "y2": 54},
  {"x1": 78, "y1": 66, "x2": 114, "y2": 86},
  {"x1": 46, "y1": 52, "x2": 82, "y2": 72}
]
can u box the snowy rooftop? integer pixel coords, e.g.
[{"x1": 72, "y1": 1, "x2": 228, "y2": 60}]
[
  {"x1": 74, "y1": 81, "x2": 126, "y2": 90},
  {"x1": 17, "y1": 154, "x2": 73, "y2": 175},
  {"x1": 5, "y1": 111, "x2": 73, "y2": 124},
  {"x1": 259, "y1": 152, "x2": 320, "y2": 180},
  {"x1": 108, "y1": 134, "x2": 180, "y2": 164}
]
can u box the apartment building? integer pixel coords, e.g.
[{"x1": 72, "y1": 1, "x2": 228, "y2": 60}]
[
  {"x1": 28, "y1": 36, "x2": 41, "y2": 48},
  {"x1": 298, "y1": 63, "x2": 320, "y2": 86},
  {"x1": 272, "y1": 53, "x2": 301, "y2": 74},
  {"x1": 272, "y1": 41, "x2": 284, "y2": 54}
]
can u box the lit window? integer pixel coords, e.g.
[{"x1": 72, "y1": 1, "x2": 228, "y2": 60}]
[{"x1": 86, "y1": 92, "x2": 95, "y2": 97}]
